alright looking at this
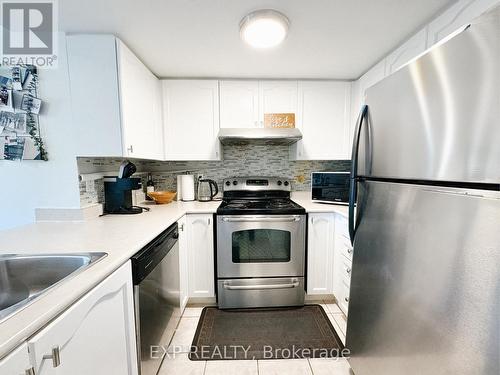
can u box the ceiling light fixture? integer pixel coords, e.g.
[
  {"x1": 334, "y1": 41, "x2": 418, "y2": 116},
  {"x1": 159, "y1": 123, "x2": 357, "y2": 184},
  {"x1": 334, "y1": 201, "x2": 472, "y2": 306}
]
[{"x1": 240, "y1": 9, "x2": 290, "y2": 49}]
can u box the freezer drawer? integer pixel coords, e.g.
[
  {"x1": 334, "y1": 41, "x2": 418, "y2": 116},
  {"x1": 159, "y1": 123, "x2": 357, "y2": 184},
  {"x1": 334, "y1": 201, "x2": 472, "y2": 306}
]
[{"x1": 217, "y1": 277, "x2": 305, "y2": 309}]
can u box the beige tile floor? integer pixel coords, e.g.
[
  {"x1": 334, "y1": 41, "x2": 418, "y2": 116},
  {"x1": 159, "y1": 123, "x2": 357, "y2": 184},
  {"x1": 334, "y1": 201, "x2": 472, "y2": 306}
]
[{"x1": 158, "y1": 300, "x2": 352, "y2": 375}]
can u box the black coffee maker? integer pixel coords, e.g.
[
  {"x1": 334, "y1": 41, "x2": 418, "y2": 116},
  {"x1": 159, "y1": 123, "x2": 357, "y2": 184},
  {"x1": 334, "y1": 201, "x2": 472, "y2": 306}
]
[{"x1": 103, "y1": 161, "x2": 146, "y2": 214}]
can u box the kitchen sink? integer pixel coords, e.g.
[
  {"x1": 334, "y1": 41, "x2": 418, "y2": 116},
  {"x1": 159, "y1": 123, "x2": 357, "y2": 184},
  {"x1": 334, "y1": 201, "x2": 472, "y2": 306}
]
[{"x1": 0, "y1": 253, "x2": 107, "y2": 323}]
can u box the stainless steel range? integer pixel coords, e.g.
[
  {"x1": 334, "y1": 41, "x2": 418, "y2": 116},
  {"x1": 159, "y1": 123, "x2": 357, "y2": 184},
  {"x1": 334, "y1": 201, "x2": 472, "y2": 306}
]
[{"x1": 216, "y1": 177, "x2": 306, "y2": 309}]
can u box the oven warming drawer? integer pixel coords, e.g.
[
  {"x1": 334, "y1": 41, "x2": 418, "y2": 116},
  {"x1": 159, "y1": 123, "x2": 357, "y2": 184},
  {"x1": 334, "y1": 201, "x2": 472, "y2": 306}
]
[{"x1": 217, "y1": 277, "x2": 305, "y2": 309}]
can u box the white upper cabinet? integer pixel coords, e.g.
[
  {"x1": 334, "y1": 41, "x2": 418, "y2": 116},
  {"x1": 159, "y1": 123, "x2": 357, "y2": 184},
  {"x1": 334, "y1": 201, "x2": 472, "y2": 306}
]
[
  {"x1": 427, "y1": 0, "x2": 499, "y2": 47},
  {"x1": 116, "y1": 40, "x2": 163, "y2": 160},
  {"x1": 0, "y1": 343, "x2": 32, "y2": 375},
  {"x1": 259, "y1": 81, "x2": 298, "y2": 121},
  {"x1": 219, "y1": 80, "x2": 259, "y2": 128},
  {"x1": 28, "y1": 262, "x2": 137, "y2": 375},
  {"x1": 349, "y1": 58, "x2": 386, "y2": 144},
  {"x1": 66, "y1": 34, "x2": 163, "y2": 160},
  {"x1": 162, "y1": 80, "x2": 221, "y2": 160},
  {"x1": 384, "y1": 28, "x2": 427, "y2": 76},
  {"x1": 291, "y1": 81, "x2": 351, "y2": 160},
  {"x1": 351, "y1": 0, "x2": 499, "y2": 109},
  {"x1": 219, "y1": 80, "x2": 298, "y2": 128},
  {"x1": 357, "y1": 59, "x2": 386, "y2": 103}
]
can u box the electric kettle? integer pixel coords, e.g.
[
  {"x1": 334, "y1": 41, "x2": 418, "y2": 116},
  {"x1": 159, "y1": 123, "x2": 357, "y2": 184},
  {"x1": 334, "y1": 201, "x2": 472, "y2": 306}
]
[{"x1": 197, "y1": 179, "x2": 218, "y2": 202}]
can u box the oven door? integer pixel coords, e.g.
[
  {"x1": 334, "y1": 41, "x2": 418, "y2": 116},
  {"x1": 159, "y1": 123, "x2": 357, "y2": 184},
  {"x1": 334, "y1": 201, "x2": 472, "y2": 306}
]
[{"x1": 216, "y1": 215, "x2": 306, "y2": 278}]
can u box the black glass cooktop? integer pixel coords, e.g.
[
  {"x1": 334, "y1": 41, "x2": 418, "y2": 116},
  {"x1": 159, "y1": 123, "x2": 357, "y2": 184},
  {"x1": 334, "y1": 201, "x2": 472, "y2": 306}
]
[{"x1": 217, "y1": 198, "x2": 305, "y2": 215}]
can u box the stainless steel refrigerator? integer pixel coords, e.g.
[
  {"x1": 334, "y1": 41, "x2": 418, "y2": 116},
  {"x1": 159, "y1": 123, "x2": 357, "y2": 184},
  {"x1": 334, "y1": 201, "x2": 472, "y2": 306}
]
[{"x1": 346, "y1": 5, "x2": 500, "y2": 375}]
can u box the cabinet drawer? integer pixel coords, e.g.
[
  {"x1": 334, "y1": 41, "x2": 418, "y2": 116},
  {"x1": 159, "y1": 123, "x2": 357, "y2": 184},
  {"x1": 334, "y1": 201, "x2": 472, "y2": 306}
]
[
  {"x1": 336, "y1": 235, "x2": 353, "y2": 261},
  {"x1": 218, "y1": 277, "x2": 305, "y2": 309},
  {"x1": 340, "y1": 256, "x2": 352, "y2": 286},
  {"x1": 341, "y1": 242, "x2": 353, "y2": 261},
  {"x1": 338, "y1": 281, "x2": 350, "y2": 315}
]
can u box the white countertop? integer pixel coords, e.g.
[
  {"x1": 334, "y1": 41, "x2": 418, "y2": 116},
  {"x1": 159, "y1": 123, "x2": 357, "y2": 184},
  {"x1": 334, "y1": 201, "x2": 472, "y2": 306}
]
[
  {"x1": 0, "y1": 194, "x2": 347, "y2": 359},
  {"x1": 291, "y1": 191, "x2": 350, "y2": 216}
]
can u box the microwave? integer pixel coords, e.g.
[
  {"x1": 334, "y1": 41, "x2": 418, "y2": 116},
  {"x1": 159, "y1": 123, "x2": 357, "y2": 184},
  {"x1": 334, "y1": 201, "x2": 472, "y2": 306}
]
[{"x1": 311, "y1": 172, "x2": 350, "y2": 205}]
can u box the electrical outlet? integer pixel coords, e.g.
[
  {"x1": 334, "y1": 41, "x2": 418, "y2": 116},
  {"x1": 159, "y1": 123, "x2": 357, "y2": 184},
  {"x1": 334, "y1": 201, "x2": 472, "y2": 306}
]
[{"x1": 296, "y1": 175, "x2": 305, "y2": 183}]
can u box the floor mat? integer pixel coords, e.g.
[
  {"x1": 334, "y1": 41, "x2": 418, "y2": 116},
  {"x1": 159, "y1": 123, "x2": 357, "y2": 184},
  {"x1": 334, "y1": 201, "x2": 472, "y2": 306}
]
[{"x1": 189, "y1": 305, "x2": 345, "y2": 360}]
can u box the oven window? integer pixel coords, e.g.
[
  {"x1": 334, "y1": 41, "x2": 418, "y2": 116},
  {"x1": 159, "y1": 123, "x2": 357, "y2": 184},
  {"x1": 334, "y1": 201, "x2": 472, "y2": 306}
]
[{"x1": 232, "y1": 229, "x2": 291, "y2": 263}]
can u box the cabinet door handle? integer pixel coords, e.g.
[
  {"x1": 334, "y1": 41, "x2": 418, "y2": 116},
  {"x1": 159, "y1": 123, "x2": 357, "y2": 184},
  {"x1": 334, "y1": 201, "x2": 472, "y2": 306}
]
[
  {"x1": 43, "y1": 346, "x2": 61, "y2": 367},
  {"x1": 179, "y1": 223, "x2": 184, "y2": 231},
  {"x1": 346, "y1": 267, "x2": 351, "y2": 274},
  {"x1": 347, "y1": 247, "x2": 353, "y2": 254},
  {"x1": 127, "y1": 145, "x2": 134, "y2": 154},
  {"x1": 207, "y1": 218, "x2": 211, "y2": 225},
  {"x1": 51, "y1": 346, "x2": 61, "y2": 367},
  {"x1": 344, "y1": 297, "x2": 349, "y2": 303},
  {"x1": 25, "y1": 368, "x2": 35, "y2": 375}
]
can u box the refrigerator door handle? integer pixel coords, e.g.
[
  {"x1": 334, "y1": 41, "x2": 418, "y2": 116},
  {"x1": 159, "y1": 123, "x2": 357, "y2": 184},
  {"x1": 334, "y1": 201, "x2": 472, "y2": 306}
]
[{"x1": 349, "y1": 105, "x2": 368, "y2": 245}]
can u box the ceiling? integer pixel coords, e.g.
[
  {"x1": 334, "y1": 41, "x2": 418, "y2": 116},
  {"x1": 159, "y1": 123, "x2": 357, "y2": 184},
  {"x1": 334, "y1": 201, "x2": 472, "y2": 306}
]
[{"x1": 60, "y1": 0, "x2": 456, "y2": 79}]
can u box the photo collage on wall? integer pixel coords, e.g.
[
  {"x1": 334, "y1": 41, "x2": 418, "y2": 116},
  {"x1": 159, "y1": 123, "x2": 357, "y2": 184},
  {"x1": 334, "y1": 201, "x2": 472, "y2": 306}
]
[{"x1": 0, "y1": 65, "x2": 45, "y2": 161}]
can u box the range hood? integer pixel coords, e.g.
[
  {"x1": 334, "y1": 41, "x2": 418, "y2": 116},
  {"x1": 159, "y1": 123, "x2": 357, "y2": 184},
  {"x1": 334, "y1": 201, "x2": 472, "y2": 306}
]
[{"x1": 218, "y1": 128, "x2": 302, "y2": 146}]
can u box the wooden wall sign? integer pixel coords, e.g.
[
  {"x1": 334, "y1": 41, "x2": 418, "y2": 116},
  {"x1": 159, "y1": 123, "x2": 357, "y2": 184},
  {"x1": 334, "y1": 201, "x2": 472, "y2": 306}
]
[{"x1": 264, "y1": 113, "x2": 295, "y2": 128}]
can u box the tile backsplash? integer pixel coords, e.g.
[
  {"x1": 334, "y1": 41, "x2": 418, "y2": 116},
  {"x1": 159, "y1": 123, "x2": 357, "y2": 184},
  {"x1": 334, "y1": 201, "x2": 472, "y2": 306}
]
[{"x1": 78, "y1": 145, "x2": 351, "y2": 207}]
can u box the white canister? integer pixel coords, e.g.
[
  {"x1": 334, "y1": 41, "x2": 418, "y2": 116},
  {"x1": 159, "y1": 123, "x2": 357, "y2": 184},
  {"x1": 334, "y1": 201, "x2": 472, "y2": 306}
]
[
  {"x1": 176, "y1": 175, "x2": 183, "y2": 201},
  {"x1": 180, "y1": 174, "x2": 195, "y2": 201}
]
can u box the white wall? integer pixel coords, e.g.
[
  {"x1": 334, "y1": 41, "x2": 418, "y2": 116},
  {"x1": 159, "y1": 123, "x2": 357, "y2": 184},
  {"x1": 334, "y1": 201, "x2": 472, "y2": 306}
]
[{"x1": 0, "y1": 33, "x2": 81, "y2": 230}]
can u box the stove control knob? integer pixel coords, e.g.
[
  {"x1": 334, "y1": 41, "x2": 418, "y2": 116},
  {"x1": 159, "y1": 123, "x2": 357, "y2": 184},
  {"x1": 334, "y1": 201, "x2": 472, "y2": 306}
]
[
  {"x1": 284, "y1": 181, "x2": 289, "y2": 186},
  {"x1": 225, "y1": 181, "x2": 231, "y2": 186},
  {"x1": 233, "y1": 180, "x2": 238, "y2": 186},
  {"x1": 277, "y1": 180, "x2": 282, "y2": 186}
]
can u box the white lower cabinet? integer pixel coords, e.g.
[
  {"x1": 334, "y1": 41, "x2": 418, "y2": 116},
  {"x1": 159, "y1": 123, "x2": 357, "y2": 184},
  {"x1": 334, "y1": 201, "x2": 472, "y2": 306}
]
[
  {"x1": 333, "y1": 214, "x2": 352, "y2": 315},
  {"x1": 307, "y1": 213, "x2": 335, "y2": 295},
  {"x1": 306, "y1": 211, "x2": 352, "y2": 315},
  {"x1": 178, "y1": 216, "x2": 189, "y2": 311},
  {"x1": 186, "y1": 214, "x2": 215, "y2": 299},
  {"x1": 0, "y1": 343, "x2": 32, "y2": 375},
  {"x1": 28, "y1": 261, "x2": 138, "y2": 375}
]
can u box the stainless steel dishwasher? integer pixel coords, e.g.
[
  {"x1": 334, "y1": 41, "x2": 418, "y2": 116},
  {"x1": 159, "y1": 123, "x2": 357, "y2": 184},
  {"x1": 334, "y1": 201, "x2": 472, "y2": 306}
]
[{"x1": 131, "y1": 222, "x2": 180, "y2": 375}]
